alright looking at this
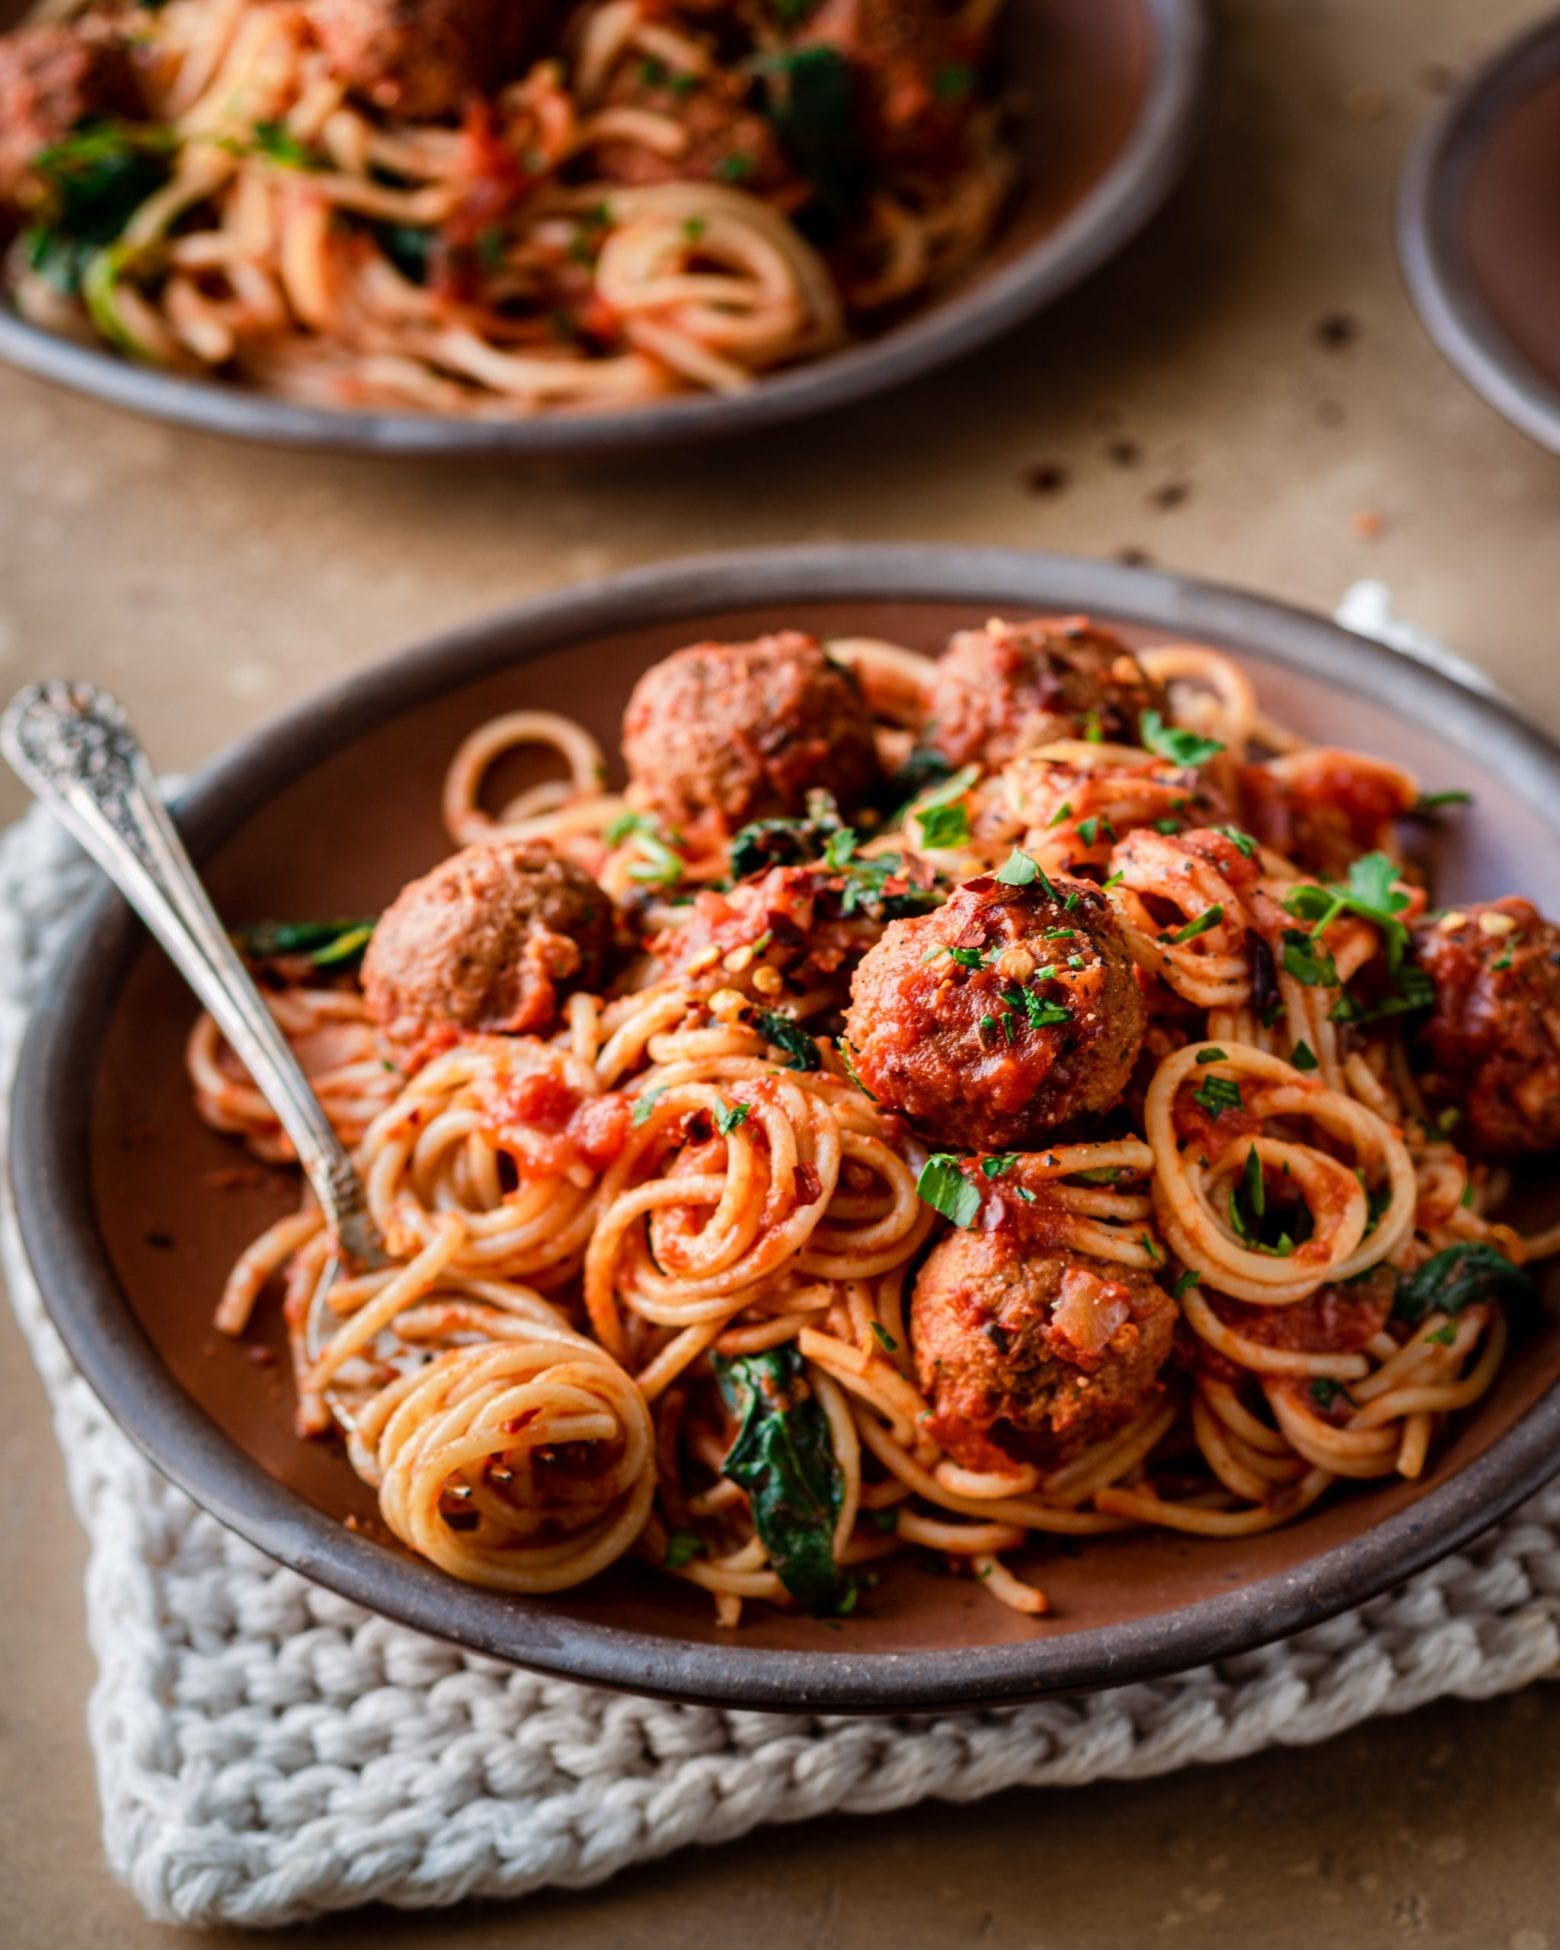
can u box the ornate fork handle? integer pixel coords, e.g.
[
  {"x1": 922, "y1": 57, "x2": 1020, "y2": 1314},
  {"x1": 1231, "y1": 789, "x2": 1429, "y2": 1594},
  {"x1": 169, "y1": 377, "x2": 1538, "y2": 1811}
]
[{"x1": 2, "y1": 679, "x2": 384, "y2": 1267}]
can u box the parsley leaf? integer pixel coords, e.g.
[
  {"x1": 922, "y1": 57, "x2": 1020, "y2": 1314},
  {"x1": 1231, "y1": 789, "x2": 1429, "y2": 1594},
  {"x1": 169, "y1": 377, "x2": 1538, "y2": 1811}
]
[
  {"x1": 869, "y1": 1320, "x2": 898, "y2": 1353},
  {"x1": 714, "y1": 1101, "x2": 750, "y2": 1136},
  {"x1": 632, "y1": 1085, "x2": 668, "y2": 1127},
  {"x1": 1169, "y1": 904, "x2": 1224, "y2": 945},
  {"x1": 1291, "y1": 1039, "x2": 1319, "y2": 1072},
  {"x1": 1140, "y1": 709, "x2": 1225, "y2": 768},
  {"x1": 1281, "y1": 928, "x2": 1339, "y2": 987},
  {"x1": 1172, "y1": 1269, "x2": 1201, "y2": 1301},
  {"x1": 1193, "y1": 1074, "x2": 1243, "y2": 1121},
  {"x1": 917, "y1": 1155, "x2": 982, "y2": 1228},
  {"x1": 916, "y1": 802, "x2": 970, "y2": 849},
  {"x1": 754, "y1": 1010, "x2": 821, "y2": 1071},
  {"x1": 1215, "y1": 824, "x2": 1258, "y2": 860},
  {"x1": 664, "y1": 1528, "x2": 704, "y2": 1569}
]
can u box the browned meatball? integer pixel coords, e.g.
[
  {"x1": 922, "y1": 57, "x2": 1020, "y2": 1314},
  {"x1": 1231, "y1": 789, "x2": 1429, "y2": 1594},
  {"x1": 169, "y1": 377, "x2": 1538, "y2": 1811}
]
[
  {"x1": 305, "y1": 0, "x2": 537, "y2": 119},
  {"x1": 842, "y1": 873, "x2": 1145, "y2": 1151},
  {"x1": 362, "y1": 842, "x2": 614, "y2": 1069},
  {"x1": 795, "y1": 0, "x2": 980, "y2": 168},
  {"x1": 926, "y1": 617, "x2": 1169, "y2": 772},
  {"x1": 913, "y1": 1228, "x2": 1177, "y2": 1470},
  {"x1": 622, "y1": 632, "x2": 880, "y2": 845},
  {"x1": 589, "y1": 67, "x2": 796, "y2": 195},
  {"x1": 0, "y1": 18, "x2": 140, "y2": 202},
  {"x1": 1411, "y1": 898, "x2": 1560, "y2": 1157}
]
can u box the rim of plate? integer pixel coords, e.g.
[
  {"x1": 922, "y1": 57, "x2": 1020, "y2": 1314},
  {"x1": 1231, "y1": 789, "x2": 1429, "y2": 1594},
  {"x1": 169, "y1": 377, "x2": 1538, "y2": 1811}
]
[
  {"x1": 12, "y1": 543, "x2": 1560, "y2": 1712},
  {"x1": 1397, "y1": 8, "x2": 1560, "y2": 457}
]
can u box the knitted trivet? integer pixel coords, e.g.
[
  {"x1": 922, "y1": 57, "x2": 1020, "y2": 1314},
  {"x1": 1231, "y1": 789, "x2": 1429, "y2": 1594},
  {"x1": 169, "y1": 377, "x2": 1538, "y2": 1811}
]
[{"x1": 3, "y1": 589, "x2": 1557, "y2": 1928}]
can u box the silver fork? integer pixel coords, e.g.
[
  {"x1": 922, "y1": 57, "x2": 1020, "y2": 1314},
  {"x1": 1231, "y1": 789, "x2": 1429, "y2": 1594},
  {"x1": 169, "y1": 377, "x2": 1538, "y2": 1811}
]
[{"x1": 0, "y1": 680, "x2": 391, "y2": 1377}]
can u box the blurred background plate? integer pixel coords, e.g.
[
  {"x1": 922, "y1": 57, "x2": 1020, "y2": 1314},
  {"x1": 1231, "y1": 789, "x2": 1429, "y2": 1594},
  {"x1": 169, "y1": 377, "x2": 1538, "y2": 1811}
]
[
  {"x1": 1399, "y1": 8, "x2": 1560, "y2": 456},
  {"x1": 0, "y1": 0, "x2": 1210, "y2": 456},
  {"x1": 11, "y1": 544, "x2": 1560, "y2": 1713}
]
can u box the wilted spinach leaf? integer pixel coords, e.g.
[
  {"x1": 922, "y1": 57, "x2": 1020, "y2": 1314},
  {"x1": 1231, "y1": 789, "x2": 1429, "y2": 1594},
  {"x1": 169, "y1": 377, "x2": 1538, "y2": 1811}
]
[
  {"x1": 23, "y1": 120, "x2": 175, "y2": 294},
  {"x1": 714, "y1": 1344, "x2": 848, "y2": 1612},
  {"x1": 236, "y1": 918, "x2": 377, "y2": 968},
  {"x1": 1391, "y1": 1242, "x2": 1538, "y2": 1325}
]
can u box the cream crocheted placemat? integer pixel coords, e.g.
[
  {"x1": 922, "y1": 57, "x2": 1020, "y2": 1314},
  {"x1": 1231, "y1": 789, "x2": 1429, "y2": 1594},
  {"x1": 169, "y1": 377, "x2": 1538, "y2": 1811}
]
[{"x1": 3, "y1": 587, "x2": 1558, "y2": 1929}]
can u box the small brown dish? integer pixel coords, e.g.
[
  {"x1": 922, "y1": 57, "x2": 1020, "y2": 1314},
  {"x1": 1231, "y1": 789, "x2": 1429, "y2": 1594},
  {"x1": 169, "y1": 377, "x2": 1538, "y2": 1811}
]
[
  {"x1": 12, "y1": 544, "x2": 1560, "y2": 1713},
  {"x1": 1399, "y1": 10, "x2": 1560, "y2": 455},
  {"x1": 0, "y1": 0, "x2": 1209, "y2": 457}
]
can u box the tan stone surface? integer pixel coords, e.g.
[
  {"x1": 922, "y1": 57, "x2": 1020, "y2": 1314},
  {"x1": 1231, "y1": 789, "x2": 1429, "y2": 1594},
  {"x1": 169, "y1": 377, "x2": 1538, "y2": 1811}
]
[{"x1": 3, "y1": 0, "x2": 1560, "y2": 1943}]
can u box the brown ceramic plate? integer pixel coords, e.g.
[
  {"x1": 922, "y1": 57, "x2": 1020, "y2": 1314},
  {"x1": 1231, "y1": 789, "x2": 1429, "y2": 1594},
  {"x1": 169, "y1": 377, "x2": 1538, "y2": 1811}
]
[
  {"x1": 1399, "y1": 10, "x2": 1560, "y2": 455},
  {"x1": 12, "y1": 546, "x2": 1560, "y2": 1712},
  {"x1": 0, "y1": 0, "x2": 1208, "y2": 455}
]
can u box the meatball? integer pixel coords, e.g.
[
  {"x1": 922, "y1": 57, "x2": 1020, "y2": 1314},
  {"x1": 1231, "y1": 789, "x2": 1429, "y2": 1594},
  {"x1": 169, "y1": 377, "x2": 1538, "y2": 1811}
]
[
  {"x1": 913, "y1": 1229, "x2": 1176, "y2": 1470},
  {"x1": 842, "y1": 873, "x2": 1145, "y2": 1150},
  {"x1": 926, "y1": 617, "x2": 1170, "y2": 772},
  {"x1": 1411, "y1": 898, "x2": 1560, "y2": 1156},
  {"x1": 590, "y1": 68, "x2": 795, "y2": 195},
  {"x1": 622, "y1": 632, "x2": 880, "y2": 844},
  {"x1": 362, "y1": 841, "x2": 614, "y2": 1069},
  {"x1": 305, "y1": 0, "x2": 537, "y2": 119},
  {"x1": 0, "y1": 18, "x2": 140, "y2": 202},
  {"x1": 796, "y1": 0, "x2": 980, "y2": 168}
]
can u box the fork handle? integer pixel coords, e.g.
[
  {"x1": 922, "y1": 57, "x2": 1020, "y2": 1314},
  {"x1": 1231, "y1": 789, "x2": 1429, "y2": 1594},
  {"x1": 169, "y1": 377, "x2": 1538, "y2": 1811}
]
[{"x1": 2, "y1": 679, "x2": 379, "y2": 1261}]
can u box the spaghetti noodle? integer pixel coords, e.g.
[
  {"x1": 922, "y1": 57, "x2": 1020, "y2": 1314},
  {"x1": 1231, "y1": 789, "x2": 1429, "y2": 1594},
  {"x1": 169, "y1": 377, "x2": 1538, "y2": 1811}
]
[
  {"x1": 190, "y1": 615, "x2": 1556, "y2": 1624},
  {"x1": 0, "y1": 0, "x2": 1012, "y2": 413}
]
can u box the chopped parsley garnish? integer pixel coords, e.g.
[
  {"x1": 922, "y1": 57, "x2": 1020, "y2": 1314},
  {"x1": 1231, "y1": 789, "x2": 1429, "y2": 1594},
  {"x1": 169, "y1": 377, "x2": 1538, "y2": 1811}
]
[
  {"x1": 933, "y1": 61, "x2": 975, "y2": 100},
  {"x1": 632, "y1": 1085, "x2": 668, "y2": 1126},
  {"x1": 1281, "y1": 927, "x2": 1339, "y2": 988},
  {"x1": 916, "y1": 802, "x2": 969, "y2": 849},
  {"x1": 1192, "y1": 1074, "x2": 1243, "y2": 1121},
  {"x1": 912, "y1": 762, "x2": 981, "y2": 813},
  {"x1": 823, "y1": 826, "x2": 858, "y2": 869},
  {"x1": 1413, "y1": 789, "x2": 1472, "y2": 814},
  {"x1": 1329, "y1": 963, "x2": 1435, "y2": 1025},
  {"x1": 1140, "y1": 1233, "x2": 1163, "y2": 1264},
  {"x1": 1140, "y1": 710, "x2": 1224, "y2": 768},
  {"x1": 1154, "y1": 818, "x2": 1181, "y2": 835},
  {"x1": 1291, "y1": 1039, "x2": 1319, "y2": 1072},
  {"x1": 607, "y1": 809, "x2": 683, "y2": 887},
  {"x1": 917, "y1": 1154, "x2": 982, "y2": 1228},
  {"x1": 1195, "y1": 1046, "x2": 1227, "y2": 1065},
  {"x1": 1047, "y1": 801, "x2": 1074, "y2": 828},
  {"x1": 948, "y1": 946, "x2": 986, "y2": 970},
  {"x1": 1172, "y1": 1269, "x2": 1201, "y2": 1301},
  {"x1": 1426, "y1": 1322, "x2": 1458, "y2": 1346},
  {"x1": 716, "y1": 151, "x2": 757, "y2": 182},
  {"x1": 1168, "y1": 904, "x2": 1224, "y2": 945},
  {"x1": 1076, "y1": 814, "x2": 1116, "y2": 847},
  {"x1": 1309, "y1": 1378, "x2": 1346, "y2": 1410},
  {"x1": 980, "y1": 1154, "x2": 1017, "y2": 1177},
  {"x1": 836, "y1": 1037, "x2": 875, "y2": 1098},
  {"x1": 1215, "y1": 824, "x2": 1258, "y2": 860},
  {"x1": 754, "y1": 1010, "x2": 820, "y2": 1071},
  {"x1": 714, "y1": 1101, "x2": 750, "y2": 1136},
  {"x1": 1284, "y1": 852, "x2": 1411, "y2": 965},
  {"x1": 870, "y1": 1320, "x2": 899, "y2": 1353},
  {"x1": 250, "y1": 120, "x2": 317, "y2": 169},
  {"x1": 1491, "y1": 936, "x2": 1519, "y2": 973},
  {"x1": 995, "y1": 847, "x2": 1050, "y2": 892},
  {"x1": 1003, "y1": 985, "x2": 1072, "y2": 1030},
  {"x1": 664, "y1": 1529, "x2": 704, "y2": 1570}
]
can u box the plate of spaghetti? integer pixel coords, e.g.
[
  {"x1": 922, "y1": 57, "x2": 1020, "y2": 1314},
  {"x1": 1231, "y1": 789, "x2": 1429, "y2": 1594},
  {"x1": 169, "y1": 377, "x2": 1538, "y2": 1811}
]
[
  {"x1": 1399, "y1": 9, "x2": 1560, "y2": 457},
  {"x1": 0, "y1": 0, "x2": 1207, "y2": 451},
  {"x1": 15, "y1": 545, "x2": 1560, "y2": 1711}
]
